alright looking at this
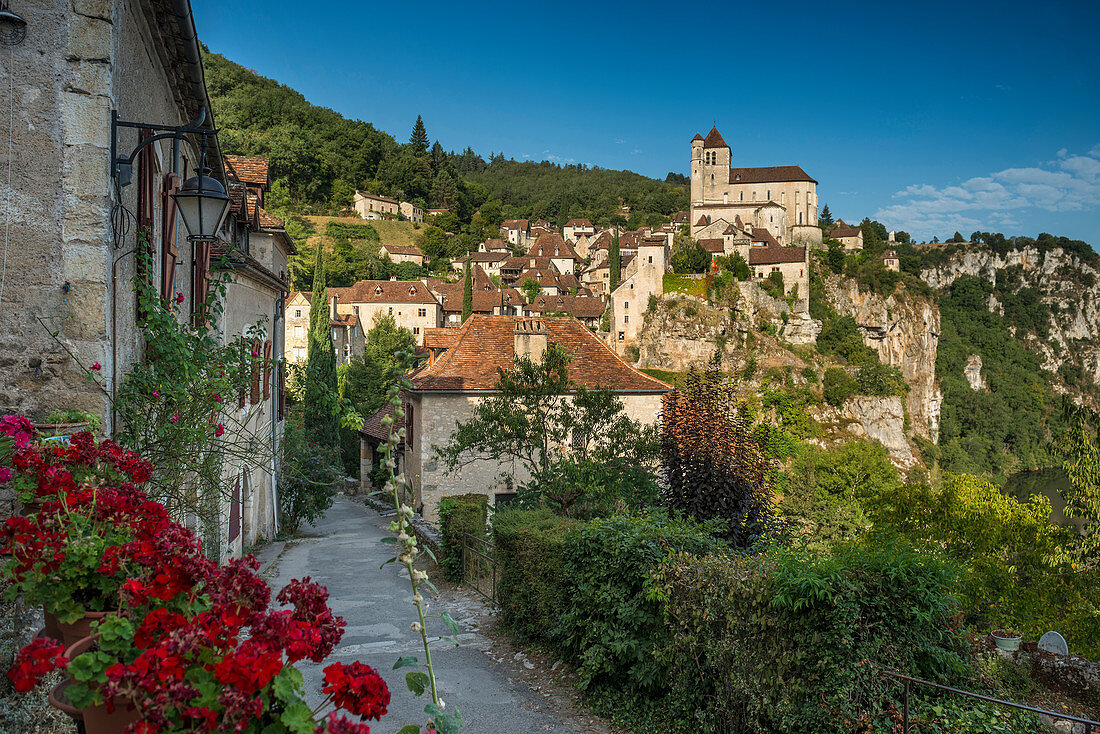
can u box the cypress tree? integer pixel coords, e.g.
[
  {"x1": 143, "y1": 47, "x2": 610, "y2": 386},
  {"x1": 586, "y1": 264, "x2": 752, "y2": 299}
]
[
  {"x1": 820, "y1": 204, "x2": 834, "y2": 228},
  {"x1": 609, "y1": 228, "x2": 622, "y2": 291},
  {"x1": 410, "y1": 115, "x2": 429, "y2": 154},
  {"x1": 304, "y1": 243, "x2": 340, "y2": 448},
  {"x1": 461, "y1": 254, "x2": 473, "y2": 323}
]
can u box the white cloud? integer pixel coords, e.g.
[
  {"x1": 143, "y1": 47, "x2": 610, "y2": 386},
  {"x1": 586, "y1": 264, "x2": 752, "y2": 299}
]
[
  {"x1": 631, "y1": 148, "x2": 643, "y2": 155},
  {"x1": 874, "y1": 144, "x2": 1100, "y2": 238}
]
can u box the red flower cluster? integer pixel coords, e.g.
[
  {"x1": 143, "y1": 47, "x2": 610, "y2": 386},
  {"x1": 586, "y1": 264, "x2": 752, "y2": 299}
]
[
  {"x1": 322, "y1": 662, "x2": 390, "y2": 720},
  {"x1": 8, "y1": 637, "x2": 68, "y2": 692}
]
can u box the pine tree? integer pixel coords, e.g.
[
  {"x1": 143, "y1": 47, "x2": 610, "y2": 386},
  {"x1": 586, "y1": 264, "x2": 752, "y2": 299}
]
[
  {"x1": 820, "y1": 204, "x2": 834, "y2": 228},
  {"x1": 410, "y1": 115, "x2": 429, "y2": 155},
  {"x1": 304, "y1": 243, "x2": 340, "y2": 449},
  {"x1": 462, "y1": 255, "x2": 473, "y2": 323},
  {"x1": 609, "y1": 229, "x2": 622, "y2": 291}
]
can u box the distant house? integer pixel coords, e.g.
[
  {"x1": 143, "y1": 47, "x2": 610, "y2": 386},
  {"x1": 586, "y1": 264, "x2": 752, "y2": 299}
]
[
  {"x1": 528, "y1": 233, "x2": 581, "y2": 274},
  {"x1": 425, "y1": 266, "x2": 525, "y2": 326},
  {"x1": 286, "y1": 279, "x2": 442, "y2": 349},
  {"x1": 500, "y1": 219, "x2": 531, "y2": 248},
  {"x1": 830, "y1": 219, "x2": 864, "y2": 250},
  {"x1": 283, "y1": 292, "x2": 362, "y2": 365},
  {"x1": 563, "y1": 218, "x2": 595, "y2": 243},
  {"x1": 400, "y1": 316, "x2": 671, "y2": 521},
  {"x1": 479, "y1": 238, "x2": 512, "y2": 254},
  {"x1": 354, "y1": 191, "x2": 400, "y2": 219},
  {"x1": 379, "y1": 244, "x2": 426, "y2": 267},
  {"x1": 523, "y1": 294, "x2": 607, "y2": 329},
  {"x1": 882, "y1": 250, "x2": 900, "y2": 272},
  {"x1": 453, "y1": 251, "x2": 509, "y2": 279},
  {"x1": 400, "y1": 201, "x2": 424, "y2": 223}
]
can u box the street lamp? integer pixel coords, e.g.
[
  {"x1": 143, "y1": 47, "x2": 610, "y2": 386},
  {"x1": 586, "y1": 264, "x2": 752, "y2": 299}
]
[
  {"x1": 111, "y1": 106, "x2": 230, "y2": 240},
  {"x1": 172, "y1": 167, "x2": 231, "y2": 242}
]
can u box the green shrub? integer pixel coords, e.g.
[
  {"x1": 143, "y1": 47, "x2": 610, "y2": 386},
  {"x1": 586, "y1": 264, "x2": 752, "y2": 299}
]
[
  {"x1": 652, "y1": 539, "x2": 966, "y2": 733},
  {"x1": 823, "y1": 367, "x2": 858, "y2": 406},
  {"x1": 857, "y1": 361, "x2": 908, "y2": 397},
  {"x1": 277, "y1": 416, "x2": 341, "y2": 535},
  {"x1": 802, "y1": 366, "x2": 818, "y2": 383},
  {"x1": 491, "y1": 508, "x2": 578, "y2": 641},
  {"x1": 437, "y1": 494, "x2": 488, "y2": 582},
  {"x1": 817, "y1": 315, "x2": 876, "y2": 365},
  {"x1": 557, "y1": 511, "x2": 724, "y2": 693}
]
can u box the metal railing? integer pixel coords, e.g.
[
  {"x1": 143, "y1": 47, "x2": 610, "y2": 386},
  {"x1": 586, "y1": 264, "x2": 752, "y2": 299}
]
[
  {"x1": 461, "y1": 532, "x2": 495, "y2": 603},
  {"x1": 884, "y1": 671, "x2": 1098, "y2": 733}
]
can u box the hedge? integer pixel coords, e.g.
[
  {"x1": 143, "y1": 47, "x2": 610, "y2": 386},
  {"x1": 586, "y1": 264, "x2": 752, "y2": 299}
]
[
  {"x1": 651, "y1": 539, "x2": 967, "y2": 733},
  {"x1": 437, "y1": 494, "x2": 488, "y2": 582}
]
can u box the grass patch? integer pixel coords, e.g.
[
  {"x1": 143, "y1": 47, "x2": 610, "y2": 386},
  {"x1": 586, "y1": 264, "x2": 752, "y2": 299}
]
[
  {"x1": 640, "y1": 368, "x2": 686, "y2": 387},
  {"x1": 304, "y1": 215, "x2": 420, "y2": 254},
  {"x1": 663, "y1": 274, "x2": 706, "y2": 298}
]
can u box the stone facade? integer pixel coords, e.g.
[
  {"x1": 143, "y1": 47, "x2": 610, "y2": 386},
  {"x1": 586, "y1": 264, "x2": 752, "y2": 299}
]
[
  {"x1": 610, "y1": 242, "x2": 667, "y2": 354},
  {"x1": 353, "y1": 191, "x2": 399, "y2": 219}
]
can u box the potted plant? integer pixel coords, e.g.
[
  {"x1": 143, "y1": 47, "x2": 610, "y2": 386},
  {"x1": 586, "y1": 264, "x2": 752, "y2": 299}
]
[
  {"x1": 35, "y1": 409, "x2": 103, "y2": 438},
  {"x1": 991, "y1": 628, "x2": 1023, "y2": 652}
]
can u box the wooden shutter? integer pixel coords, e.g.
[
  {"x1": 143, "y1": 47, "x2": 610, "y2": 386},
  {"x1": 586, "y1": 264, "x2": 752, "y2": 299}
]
[
  {"x1": 160, "y1": 172, "x2": 180, "y2": 302},
  {"x1": 136, "y1": 129, "x2": 156, "y2": 319},
  {"x1": 228, "y1": 475, "x2": 241, "y2": 543},
  {"x1": 192, "y1": 240, "x2": 211, "y2": 326},
  {"x1": 262, "y1": 339, "x2": 272, "y2": 400},
  {"x1": 250, "y1": 339, "x2": 261, "y2": 405},
  {"x1": 277, "y1": 362, "x2": 286, "y2": 422},
  {"x1": 238, "y1": 341, "x2": 247, "y2": 409}
]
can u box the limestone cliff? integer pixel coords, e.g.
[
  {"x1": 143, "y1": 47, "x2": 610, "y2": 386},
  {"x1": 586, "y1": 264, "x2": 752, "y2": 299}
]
[
  {"x1": 808, "y1": 396, "x2": 919, "y2": 469},
  {"x1": 920, "y1": 244, "x2": 1100, "y2": 395},
  {"x1": 824, "y1": 277, "x2": 942, "y2": 442}
]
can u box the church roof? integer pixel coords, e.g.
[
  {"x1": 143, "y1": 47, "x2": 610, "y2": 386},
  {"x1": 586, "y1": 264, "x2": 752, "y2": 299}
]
[
  {"x1": 729, "y1": 166, "x2": 817, "y2": 184},
  {"x1": 703, "y1": 126, "x2": 728, "y2": 149},
  {"x1": 692, "y1": 133, "x2": 704, "y2": 142}
]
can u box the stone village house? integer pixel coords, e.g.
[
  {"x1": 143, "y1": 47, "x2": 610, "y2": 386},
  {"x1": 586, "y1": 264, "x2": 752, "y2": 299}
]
[
  {"x1": 1, "y1": 0, "x2": 290, "y2": 555},
  {"x1": 362, "y1": 316, "x2": 670, "y2": 522}
]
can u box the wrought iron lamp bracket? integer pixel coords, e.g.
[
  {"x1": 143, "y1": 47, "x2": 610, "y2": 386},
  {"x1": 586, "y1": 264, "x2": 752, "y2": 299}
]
[{"x1": 110, "y1": 107, "x2": 215, "y2": 186}]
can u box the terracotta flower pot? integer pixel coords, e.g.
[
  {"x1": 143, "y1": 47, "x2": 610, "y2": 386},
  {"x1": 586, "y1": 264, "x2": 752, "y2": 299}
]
[
  {"x1": 47, "y1": 676, "x2": 83, "y2": 723},
  {"x1": 60, "y1": 635, "x2": 141, "y2": 734},
  {"x1": 43, "y1": 610, "x2": 63, "y2": 642},
  {"x1": 33, "y1": 422, "x2": 90, "y2": 439},
  {"x1": 57, "y1": 610, "x2": 114, "y2": 648}
]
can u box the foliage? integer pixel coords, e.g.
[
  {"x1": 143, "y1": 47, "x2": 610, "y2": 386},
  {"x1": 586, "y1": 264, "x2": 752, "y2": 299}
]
[
  {"x1": 519, "y1": 277, "x2": 541, "y2": 303},
  {"x1": 556, "y1": 512, "x2": 724, "y2": 694},
  {"x1": 660, "y1": 368, "x2": 779, "y2": 547},
  {"x1": 857, "y1": 361, "x2": 908, "y2": 397},
  {"x1": 304, "y1": 243, "x2": 341, "y2": 448},
  {"x1": 670, "y1": 238, "x2": 709, "y2": 274},
  {"x1": 409, "y1": 115, "x2": 429, "y2": 154},
  {"x1": 43, "y1": 409, "x2": 102, "y2": 433},
  {"x1": 662, "y1": 274, "x2": 706, "y2": 298},
  {"x1": 436, "y1": 344, "x2": 660, "y2": 517},
  {"x1": 817, "y1": 315, "x2": 876, "y2": 365},
  {"x1": 278, "y1": 414, "x2": 341, "y2": 535},
  {"x1": 1054, "y1": 407, "x2": 1100, "y2": 570},
  {"x1": 490, "y1": 508, "x2": 578, "y2": 641},
  {"x1": 461, "y1": 256, "x2": 473, "y2": 323},
  {"x1": 437, "y1": 494, "x2": 487, "y2": 582},
  {"x1": 822, "y1": 367, "x2": 858, "y2": 406},
  {"x1": 652, "y1": 539, "x2": 967, "y2": 733},
  {"x1": 609, "y1": 229, "x2": 621, "y2": 291}
]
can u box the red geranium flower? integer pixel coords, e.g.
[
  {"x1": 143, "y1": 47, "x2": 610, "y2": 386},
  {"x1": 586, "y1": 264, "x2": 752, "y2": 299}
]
[
  {"x1": 8, "y1": 637, "x2": 68, "y2": 692},
  {"x1": 322, "y1": 662, "x2": 389, "y2": 720}
]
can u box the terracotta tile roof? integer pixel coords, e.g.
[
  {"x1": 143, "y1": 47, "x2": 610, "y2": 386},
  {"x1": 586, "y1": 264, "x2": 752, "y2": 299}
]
[
  {"x1": 409, "y1": 316, "x2": 670, "y2": 393},
  {"x1": 699, "y1": 238, "x2": 725, "y2": 254},
  {"x1": 423, "y1": 328, "x2": 460, "y2": 350},
  {"x1": 729, "y1": 165, "x2": 817, "y2": 185},
  {"x1": 380, "y1": 244, "x2": 424, "y2": 257},
  {"x1": 357, "y1": 191, "x2": 399, "y2": 204},
  {"x1": 337, "y1": 279, "x2": 440, "y2": 305},
  {"x1": 227, "y1": 181, "x2": 247, "y2": 213},
  {"x1": 748, "y1": 244, "x2": 805, "y2": 266},
  {"x1": 331, "y1": 313, "x2": 358, "y2": 327},
  {"x1": 257, "y1": 207, "x2": 283, "y2": 228},
  {"x1": 831, "y1": 226, "x2": 861, "y2": 239},
  {"x1": 211, "y1": 242, "x2": 289, "y2": 292},
  {"x1": 524, "y1": 294, "x2": 606, "y2": 318},
  {"x1": 702, "y1": 126, "x2": 728, "y2": 149},
  {"x1": 503, "y1": 256, "x2": 554, "y2": 272},
  {"x1": 466, "y1": 251, "x2": 509, "y2": 264},
  {"x1": 565, "y1": 218, "x2": 593, "y2": 228},
  {"x1": 751, "y1": 228, "x2": 781, "y2": 247},
  {"x1": 360, "y1": 401, "x2": 407, "y2": 442},
  {"x1": 528, "y1": 233, "x2": 580, "y2": 261},
  {"x1": 692, "y1": 133, "x2": 704, "y2": 142},
  {"x1": 672, "y1": 211, "x2": 689, "y2": 223},
  {"x1": 695, "y1": 214, "x2": 709, "y2": 227},
  {"x1": 501, "y1": 219, "x2": 529, "y2": 231},
  {"x1": 882, "y1": 250, "x2": 898, "y2": 259},
  {"x1": 224, "y1": 155, "x2": 270, "y2": 187},
  {"x1": 481, "y1": 238, "x2": 510, "y2": 251}
]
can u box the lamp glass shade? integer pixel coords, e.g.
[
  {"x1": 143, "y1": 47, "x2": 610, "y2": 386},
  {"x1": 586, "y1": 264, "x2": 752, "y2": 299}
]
[{"x1": 172, "y1": 169, "x2": 231, "y2": 241}]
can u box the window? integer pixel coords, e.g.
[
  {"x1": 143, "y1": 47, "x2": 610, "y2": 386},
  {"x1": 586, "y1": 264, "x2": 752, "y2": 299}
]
[
  {"x1": 752, "y1": 191, "x2": 756, "y2": 201},
  {"x1": 767, "y1": 189, "x2": 771, "y2": 200},
  {"x1": 618, "y1": 331, "x2": 625, "y2": 341},
  {"x1": 332, "y1": 328, "x2": 338, "y2": 341},
  {"x1": 624, "y1": 314, "x2": 629, "y2": 323},
  {"x1": 413, "y1": 327, "x2": 420, "y2": 335},
  {"x1": 418, "y1": 308, "x2": 426, "y2": 317},
  {"x1": 624, "y1": 301, "x2": 629, "y2": 309},
  {"x1": 343, "y1": 344, "x2": 350, "y2": 359},
  {"x1": 294, "y1": 347, "x2": 304, "y2": 361},
  {"x1": 740, "y1": 191, "x2": 744, "y2": 201},
  {"x1": 648, "y1": 256, "x2": 653, "y2": 264},
  {"x1": 294, "y1": 309, "x2": 301, "y2": 318},
  {"x1": 294, "y1": 325, "x2": 302, "y2": 339},
  {"x1": 388, "y1": 307, "x2": 393, "y2": 315}
]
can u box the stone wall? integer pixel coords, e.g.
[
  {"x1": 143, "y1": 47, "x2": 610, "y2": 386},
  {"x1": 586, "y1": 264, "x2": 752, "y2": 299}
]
[{"x1": 825, "y1": 276, "x2": 942, "y2": 442}]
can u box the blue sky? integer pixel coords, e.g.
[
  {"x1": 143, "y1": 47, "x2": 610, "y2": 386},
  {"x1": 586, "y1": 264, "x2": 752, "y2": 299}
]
[{"x1": 194, "y1": 0, "x2": 1100, "y2": 243}]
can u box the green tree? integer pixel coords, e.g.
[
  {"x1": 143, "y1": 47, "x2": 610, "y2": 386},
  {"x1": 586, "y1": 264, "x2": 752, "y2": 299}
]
[
  {"x1": 819, "y1": 204, "x2": 834, "y2": 228},
  {"x1": 1054, "y1": 408, "x2": 1100, "y2": 570},
  {"x1": 344, "y1": 313, "x2": 418, "y2": 419},
  {"x1": 435, "y1": 344, "x2": 659, "y2": 516},
  {"x1": 461, "y1": 255, "x2": 473, "y2": 323},
  {"x1": 304, "y1": 243, "x2": 340, "y2": 448},
  {"x1": 409, "y1": 114, "x2": 429, "y2": 154},
  {"x1": 520, "y1": 277, "x2": 541, "y2": 302},
  {"x1": 609, "y1": 229, "x2": 622, "y2": 291}
]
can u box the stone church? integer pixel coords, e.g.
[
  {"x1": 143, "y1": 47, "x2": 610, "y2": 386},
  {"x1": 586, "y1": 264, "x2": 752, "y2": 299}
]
[{"x1": 689, "y1": 127, "x2": 822, "y2": 247}]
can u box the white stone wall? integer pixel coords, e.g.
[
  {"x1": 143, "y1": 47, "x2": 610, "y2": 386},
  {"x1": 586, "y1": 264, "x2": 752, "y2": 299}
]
[
  {"x1": 610, "y1": 244, "x2": 666, "y2": 354},
  {"x1": 408, "y1": 391, "x2": 664, "y2": 524}
]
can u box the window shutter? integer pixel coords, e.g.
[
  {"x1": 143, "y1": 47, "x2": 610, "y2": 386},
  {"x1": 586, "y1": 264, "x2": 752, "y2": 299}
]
[
  {"x1": 192, "y1": 240, "x2": 211, "y2": 326},
  {"x1": 136, "y1": 129, "x2": 156, "y2": 319},
  {"x1": 239, "y1": 341, "x2": 247, "y2": 409},
  {"x1": 262, "y1": 339, "x2": 272, "y2": 400},
  {"x1": 160, "y1": 172, "x2": 180, "y2": 302},
  {"x1": 250, "y1": 339, "x2": 261, "y2": 405},
  {"x1": 228, "y1": 475, "x2": 241, "y2": 543}
]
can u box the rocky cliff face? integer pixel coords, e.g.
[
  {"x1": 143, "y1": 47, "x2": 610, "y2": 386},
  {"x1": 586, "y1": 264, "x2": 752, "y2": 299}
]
[
  {"x1": 921, "y1": 245, "x2": 1100, "y2": 390},
  {"x1": 808, "y1": 396, "x2": 919, "y2": 469},
  {"x1": 824, "y1": 277, "x2": 942, "y2": 442}
]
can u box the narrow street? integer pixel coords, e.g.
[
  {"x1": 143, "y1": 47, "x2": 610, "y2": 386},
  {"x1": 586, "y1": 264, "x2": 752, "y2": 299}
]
[{"x1": 254, "y1": 495, "x2": 609, "y2": 734}]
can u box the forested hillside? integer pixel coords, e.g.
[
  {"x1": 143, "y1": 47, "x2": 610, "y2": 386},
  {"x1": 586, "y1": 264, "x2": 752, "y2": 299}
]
[{"x1": 202, "y1": 48, "x2": 687, "y2": 227}]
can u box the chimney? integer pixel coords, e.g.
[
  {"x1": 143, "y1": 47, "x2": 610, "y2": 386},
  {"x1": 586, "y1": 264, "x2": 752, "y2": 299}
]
[
  {"x1": 330, "y1": 294, "x2": 338, "y2": 321},
  {"x1": 514, "y1": 319, "x2": 548, "y2": 363}
]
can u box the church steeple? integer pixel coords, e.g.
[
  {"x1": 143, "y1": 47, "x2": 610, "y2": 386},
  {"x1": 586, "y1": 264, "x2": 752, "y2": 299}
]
[{"x1": 702, "y1": 126, "x2": 728, "y2": 149}]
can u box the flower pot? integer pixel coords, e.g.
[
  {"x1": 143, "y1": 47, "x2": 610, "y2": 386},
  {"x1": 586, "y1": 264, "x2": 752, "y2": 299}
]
[
  {"x1": 33, "y1": 422, "x2": 90, "y2": 439},
  {"x1": 47, "y1": 677, "x2": 84, "y2": 723},
  {"x1": 57, "y1": 610, "x2": 113, "y2": 648},
  {"x1": 62, "y1": 635, "x2": 141, "y2": 734},
  {"x1": 43, "y1": 610, "x2": 63, "y2": 642},
  {"x1": 991, "y1": 629, "x2": 1023, "y2": 652}
]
